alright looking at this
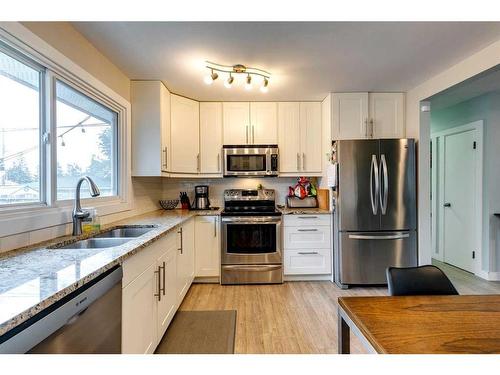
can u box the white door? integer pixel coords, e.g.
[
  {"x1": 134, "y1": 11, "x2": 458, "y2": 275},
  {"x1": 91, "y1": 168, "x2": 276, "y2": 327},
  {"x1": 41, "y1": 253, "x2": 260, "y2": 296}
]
[
  {"x1": 332, "y1": 93, "x2": 369, "y2": 139},
  {"x1": 122, "y1": 264, "x2": 157, "y2": 354},
  {"x1": 300, "y1": 102, "x2": 322, "y2": 173},
  {"x1": 370, "y1": 93, "x2": 404, "y2": 139},
  {"x1": 443, "y1": 129, "x2": 476, "y2": 272},
  {"x1": 195, "y1": 216, "x2": 220, "y2": 277},
  {"x1": 170, "y1": 94, "x2": 200, "y2": 173},
  {"x1": 160, "y1": 84, "x2": 171, "y2": 173},
  {"x1": 223, "y1": 102, "x2": 250, "y2": 144},
  {"x1": 250, "y1": 102, "x2": 278, "y2": 144},
  {"x1": 278, "y1": 102, "x2": 301, "y2": 173},
  {"x1": 200, "y1": 102, "x2": 223, "y2": 174}
]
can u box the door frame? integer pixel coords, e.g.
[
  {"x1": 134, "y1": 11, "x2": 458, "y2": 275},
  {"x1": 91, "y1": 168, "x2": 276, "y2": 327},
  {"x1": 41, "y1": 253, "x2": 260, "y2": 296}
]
[{"x1": 431, "y1": 120, "x2": 483, "y2": 275}]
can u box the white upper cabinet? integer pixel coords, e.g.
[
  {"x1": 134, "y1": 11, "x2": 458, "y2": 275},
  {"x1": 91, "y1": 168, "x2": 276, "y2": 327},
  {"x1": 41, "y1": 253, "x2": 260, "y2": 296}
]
[
  {"x1": 223, "y1": 102, "x2": 250, "y2": 144},
  {"x1": 332, "y1": 92, "x2": 405, "y2": 140},
  {"x1": 278, "y1": 102, "x2": 301, "y2": 173},
  {"x1": 278, "y1": 102, "x2": 322, "y2": 176},
  {"x1": 131, "y1": 81, "x2": 170, "y2": 176},
  {"x1": 223, "y1": 102, "x2": 278, "y2": 144},
  {"x1": 300, "y1": 102, "x2": 322, "y2": 173},
  {"x1": 250, "y1": 102, "x2": 278, "y2": 144},
  {"x1": 199, "y1": 102, "x2": 223, "y2": 174},
  {"x1": 369, "y1": 93, "x2": 405, "y2": 139},
  {"x1": 332, "y1": 93, "x2": 369, "y2": 140},
  {"x1": 170, "y1": 94, "x2": 200, "y2": 173}
]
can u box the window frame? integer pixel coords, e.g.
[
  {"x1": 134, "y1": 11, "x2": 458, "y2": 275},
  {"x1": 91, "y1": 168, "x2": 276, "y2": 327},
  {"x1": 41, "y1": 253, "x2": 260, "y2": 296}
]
[
  {"x1": 0, "y1": 41, "x2": 47, "y2": 209},
  {"x1": 0, "y1": 23, "x2": 132, "y2": 238}
]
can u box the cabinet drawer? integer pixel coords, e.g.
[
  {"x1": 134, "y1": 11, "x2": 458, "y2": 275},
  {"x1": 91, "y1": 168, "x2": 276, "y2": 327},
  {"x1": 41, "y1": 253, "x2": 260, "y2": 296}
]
[
  {"x1": 283, "y1": 214, "x2": 331, "y2": 227},
  {"x1": 284, "y1": 248, "x2": 332, "y2": 275},
  {"x1": 284, "y1": 226, "x2": 331, "y2": 249}
]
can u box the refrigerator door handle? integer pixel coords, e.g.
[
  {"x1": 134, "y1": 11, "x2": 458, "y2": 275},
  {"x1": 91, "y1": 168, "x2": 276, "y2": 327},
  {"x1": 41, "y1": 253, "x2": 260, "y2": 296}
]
[
  {"x1": 370, "y1": 154, "x2": 379, "y2": 215},
  {"x1": 348, "y1": 233, "x2": 410, "y2": 240},
  {"x1": 380, "y1": 154, "x2": 388, "y2": 215}
]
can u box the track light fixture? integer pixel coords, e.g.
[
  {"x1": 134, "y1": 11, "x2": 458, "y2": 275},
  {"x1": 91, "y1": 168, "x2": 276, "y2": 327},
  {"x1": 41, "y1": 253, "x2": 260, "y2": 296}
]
[
  {"x1": 224, "y1": 73, "x2": 234, "y2": 88},
  {"x1": 203, "y1": 69, "x2": 219, "y2": 85},
  {"x1": 204, "y1": 61, "x2": 271, "y2": 92},
  {"x1": 260, "y1": 77, "x2": 269, "y2": 93}
]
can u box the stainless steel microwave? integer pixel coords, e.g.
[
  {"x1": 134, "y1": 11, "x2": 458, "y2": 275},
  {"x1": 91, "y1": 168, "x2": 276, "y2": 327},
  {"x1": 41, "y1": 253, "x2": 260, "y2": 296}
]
[{"x1": 223, "y1": 145, "x2": 279, "y2": 177}]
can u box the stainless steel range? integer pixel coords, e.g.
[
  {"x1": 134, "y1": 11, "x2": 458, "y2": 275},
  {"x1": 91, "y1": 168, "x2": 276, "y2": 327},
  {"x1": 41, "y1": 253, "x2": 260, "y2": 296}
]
[{"x1": 220, "y1": 189, "x2": 283, "y2": 285}]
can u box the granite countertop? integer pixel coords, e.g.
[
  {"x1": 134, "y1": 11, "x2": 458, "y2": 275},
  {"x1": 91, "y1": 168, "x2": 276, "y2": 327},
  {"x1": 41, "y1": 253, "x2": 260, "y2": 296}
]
[
  {"x1": 278, "y1": 207, "x2": 332, "y2": 215},
  {"x1": 0, "y1": 208, "x2": 221, "y2": 338}
]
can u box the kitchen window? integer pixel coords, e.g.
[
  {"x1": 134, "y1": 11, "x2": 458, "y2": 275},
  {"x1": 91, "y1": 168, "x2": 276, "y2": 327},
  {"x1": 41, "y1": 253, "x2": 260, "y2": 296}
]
[
  {"x1": 0, "y1": 27, "x2": 130, "y2": 237},
  {"x1": 55, "y1": 80, "x2": 118, "y2": 200},
  {"x1": 0, "y1": 46, "x2": 44, "y2": 206}
]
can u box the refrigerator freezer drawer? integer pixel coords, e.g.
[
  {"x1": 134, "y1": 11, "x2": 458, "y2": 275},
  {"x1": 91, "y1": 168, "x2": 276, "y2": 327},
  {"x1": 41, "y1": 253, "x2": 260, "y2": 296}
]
[{"x1": 338, "y1": 231, "x2": 417, "y2": 285}]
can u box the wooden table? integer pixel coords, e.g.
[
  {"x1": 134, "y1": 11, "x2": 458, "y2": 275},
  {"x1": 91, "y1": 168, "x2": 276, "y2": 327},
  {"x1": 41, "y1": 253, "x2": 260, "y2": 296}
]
[{"x1": 338, "y1": 295, "x2": 500, "y2": 354}]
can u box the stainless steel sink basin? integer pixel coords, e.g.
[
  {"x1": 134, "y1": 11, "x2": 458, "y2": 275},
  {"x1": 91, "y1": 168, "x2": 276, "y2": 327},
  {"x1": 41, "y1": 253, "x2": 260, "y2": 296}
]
[
  {"x1": 93, "y1": 226, "x2": 155, "y2": 239},
  {"x1": 56, "y1": 238, "x2": 132, "y2": 250}
]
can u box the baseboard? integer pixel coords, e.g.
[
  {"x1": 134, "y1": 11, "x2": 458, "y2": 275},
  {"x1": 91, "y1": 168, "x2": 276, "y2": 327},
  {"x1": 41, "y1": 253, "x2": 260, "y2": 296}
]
[
  {"x1": 284, "y1": 274, "x2": 333, "y2": 282},
  {"x1": 475, "y1": 270, "x2": 500, "y2": 281},
  {"x1": 194, "y1": 276, "x2": 220, "y2": 283}
]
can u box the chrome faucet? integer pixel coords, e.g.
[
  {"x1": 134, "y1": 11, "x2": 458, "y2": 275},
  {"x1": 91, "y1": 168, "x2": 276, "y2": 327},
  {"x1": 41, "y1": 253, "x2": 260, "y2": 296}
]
[{"x1": 72, "y1": 176, "x2": 100, "y2": 236}]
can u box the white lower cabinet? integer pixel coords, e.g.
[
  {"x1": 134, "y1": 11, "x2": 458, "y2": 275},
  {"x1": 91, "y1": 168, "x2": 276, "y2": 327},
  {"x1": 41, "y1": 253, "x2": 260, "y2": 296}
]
[
  {"x1": 122, "y1": 263, "x2": 157, "y2": 354},
  {"x1": 283, "y1": 214, "x2": 332, "y2": 276},
  {"x1": 176, "y1": 219, "x2": 195, "y2": 303},
  {"x1": 195, "y1": 216, "x2": 220, "y2": 278},
  {"x1": 121, "y1": 217, "x2": 195, "y2": 354}
]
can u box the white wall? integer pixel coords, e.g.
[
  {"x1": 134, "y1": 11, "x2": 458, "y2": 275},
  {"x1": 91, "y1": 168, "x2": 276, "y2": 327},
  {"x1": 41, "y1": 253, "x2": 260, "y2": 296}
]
[
  {"x1": 406, "y1": 39, "x2": 500, "y2": 270},
  {"x1": 431, "y1": 92, "x2": 500, "y2": 273}
]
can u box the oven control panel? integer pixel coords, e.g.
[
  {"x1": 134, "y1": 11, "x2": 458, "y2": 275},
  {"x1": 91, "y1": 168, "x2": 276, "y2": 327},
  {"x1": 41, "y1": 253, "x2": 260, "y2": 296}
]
[{"x1": 224, "y1": 189, "x2": 275, "y2": 201}]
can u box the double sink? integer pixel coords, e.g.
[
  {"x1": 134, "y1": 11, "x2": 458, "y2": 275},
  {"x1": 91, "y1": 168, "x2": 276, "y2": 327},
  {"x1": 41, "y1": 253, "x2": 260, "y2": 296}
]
[{"x1": 53, "y1": 226, "x2": 157, "y2": 250}]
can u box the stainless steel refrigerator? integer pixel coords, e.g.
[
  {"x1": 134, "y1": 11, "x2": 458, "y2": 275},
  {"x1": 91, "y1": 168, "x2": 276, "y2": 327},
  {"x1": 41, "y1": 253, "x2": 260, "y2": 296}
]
[{"x1": 332, "y1": 139, "x2": 417, "y2": 288}]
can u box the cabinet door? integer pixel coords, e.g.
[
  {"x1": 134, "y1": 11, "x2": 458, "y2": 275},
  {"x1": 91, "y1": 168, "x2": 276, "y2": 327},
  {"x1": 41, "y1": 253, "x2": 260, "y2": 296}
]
[
  {"x1": 200, "y1": 102, "x2": 223, "y2": 174},
  {"x1": 171, "y1": 94, "x2": 200, "y2": 173},
  {"x1": 223, "y1": 102, "x2": 250, "y2": 144},
  {"x1": 278, "y1": 102, "x2": 301, "y2": 173},
  {"x1": 160, "y1": 84, "x2": 171, "y2": 173},
  {"x1": 157, "y1": 248, "x2": 177, "y2": 340},
  {"x1": 195, "y1": 216, "x2": 220, "y2": 277},
  {"x1": 176, "y1": 219, "x2": 195, "y2": 303},
  {"x1": 122, "y1": 264, "x2": 157, "y2": 354},
  {"x1": 300, "y1": 102, "x2": 322, "y2": 173},
  {"x1": 131, "y1": 81, "x2": 163, "y2": 176},
  {"x1": 369, "y1": 93, "x2": 405, "y2": 139},
  {"x1": 332, "y1": 93, "x2": 369, "y2": 140},
  {"x1": 250, "y1": 102, "x2": 278, "y2": 144}
]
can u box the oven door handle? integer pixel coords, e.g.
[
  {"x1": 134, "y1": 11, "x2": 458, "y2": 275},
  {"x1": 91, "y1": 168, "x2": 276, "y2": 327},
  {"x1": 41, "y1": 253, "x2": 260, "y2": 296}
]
[{"x1": 221, "y1": 216, "x2": 282, "y2": 223}]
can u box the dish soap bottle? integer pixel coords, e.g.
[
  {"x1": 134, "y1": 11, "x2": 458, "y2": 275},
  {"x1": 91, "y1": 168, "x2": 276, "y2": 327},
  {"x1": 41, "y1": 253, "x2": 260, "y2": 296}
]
[{"x1": 82, "y1": 208, "x2": 101, "y2": 234}]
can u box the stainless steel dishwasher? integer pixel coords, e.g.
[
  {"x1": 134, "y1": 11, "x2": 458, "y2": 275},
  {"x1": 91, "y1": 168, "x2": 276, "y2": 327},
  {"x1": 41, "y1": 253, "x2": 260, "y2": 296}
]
[{"x1": 0, "y1": 266, "x2": 122, "y2": 354}]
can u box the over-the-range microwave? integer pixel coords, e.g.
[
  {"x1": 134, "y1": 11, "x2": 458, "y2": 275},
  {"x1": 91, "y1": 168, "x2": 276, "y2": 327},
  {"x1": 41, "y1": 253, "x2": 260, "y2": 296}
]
[{"x1": 223, "y1": 145, "x2": 279, "y2": 177}]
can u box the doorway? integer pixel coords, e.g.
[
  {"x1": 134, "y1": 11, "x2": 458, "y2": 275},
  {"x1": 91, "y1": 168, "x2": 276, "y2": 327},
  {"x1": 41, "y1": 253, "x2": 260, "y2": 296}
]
[{"x1": 431, "y1": 121, "x2": 483, "y2": 273}]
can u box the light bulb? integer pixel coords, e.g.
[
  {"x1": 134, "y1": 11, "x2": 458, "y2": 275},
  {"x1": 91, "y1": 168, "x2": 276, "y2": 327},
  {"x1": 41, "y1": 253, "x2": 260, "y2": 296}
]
[
  {"x1": 245, "y1": 74, "x2": 252, "y2": 90},
  {"x1": 60, "y1": 138, "x2": 66, "y2": 147},
  {"x1": 204, "y1": 69, "x2": 218, "y2": 85},
  {"x1": 224, "y1": 74, "x2": 234, "y2": 89},
  {"x1": 260, "y1": 77, "x2": 269, "y2": 93}
]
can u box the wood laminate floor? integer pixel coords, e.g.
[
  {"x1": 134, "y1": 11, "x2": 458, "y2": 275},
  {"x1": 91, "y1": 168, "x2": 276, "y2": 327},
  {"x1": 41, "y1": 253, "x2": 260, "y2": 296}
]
[{"x1": 179, "y1": 263, "x2": 500, "y2": 354}]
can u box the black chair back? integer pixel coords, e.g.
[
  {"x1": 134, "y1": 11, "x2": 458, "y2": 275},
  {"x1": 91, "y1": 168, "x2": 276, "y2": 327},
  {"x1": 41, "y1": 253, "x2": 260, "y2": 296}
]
[{"x1": 386, "y1": 265, "x2": 459, "y2": 296}]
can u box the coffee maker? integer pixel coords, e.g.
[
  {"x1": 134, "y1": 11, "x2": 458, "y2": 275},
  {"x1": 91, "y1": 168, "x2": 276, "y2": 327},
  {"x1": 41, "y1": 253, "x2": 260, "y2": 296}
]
[{"x1": 192, "y1": 185, "x2": 210, "y2": 210}]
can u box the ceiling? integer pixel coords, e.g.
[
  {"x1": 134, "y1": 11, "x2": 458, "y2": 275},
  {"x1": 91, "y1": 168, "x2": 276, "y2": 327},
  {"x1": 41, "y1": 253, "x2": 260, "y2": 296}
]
[
  {"x1": 72, "y1": 22, "x2": 500, "y2": 101},
  {"x1": 428, "y1": 64, "x2": 500, "y2": 110}
]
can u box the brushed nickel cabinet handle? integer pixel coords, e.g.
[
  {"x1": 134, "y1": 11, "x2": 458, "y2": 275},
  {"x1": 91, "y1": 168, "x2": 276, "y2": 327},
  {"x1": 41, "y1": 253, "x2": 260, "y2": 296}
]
[
  {"x1": 154, "y1": 267, "x2": 161, "y2": 302},
  {"x1": 252, "y1": 125, "x2": 255, "y2": 144},
  {"x1": 302, "y1": 153, "x2": 305, "y2": 171},
  {"x1": 297, "y1": 153, "x2": 301, "y2": 171},
  {"x1": 178, "y1": 227, "x2": 183, "y2": 254},
  {"x1": 163, "y1": 147, "x2": 168, "y2": 170},
  {"x1": 161, "y1": 261, "x2": 166, "y2": 296},
  {"x1": 370, "y1": 119, "x2": 374, "y2": 138},
  {"x1": 246, "y1": 125, "x2": 249, "y2": 143},
  {"x1": 214, "y1": 217, "x2": 217, "y2": 237},
  {"x1": 217, "y1": 153, "x2": 221, "y2": 172},
  {"x1": 298, "y1": 216, "x2": 318, "y2": 219},
  {"x1": 365, "y1": 118, "x2": 368, "y2": 138},
  {"x1": 298, "y1": 229, "x2": 318, "y2": 232},
  {"x1": 298, "y1": 251, "x2": 319, "y2": 255}
]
